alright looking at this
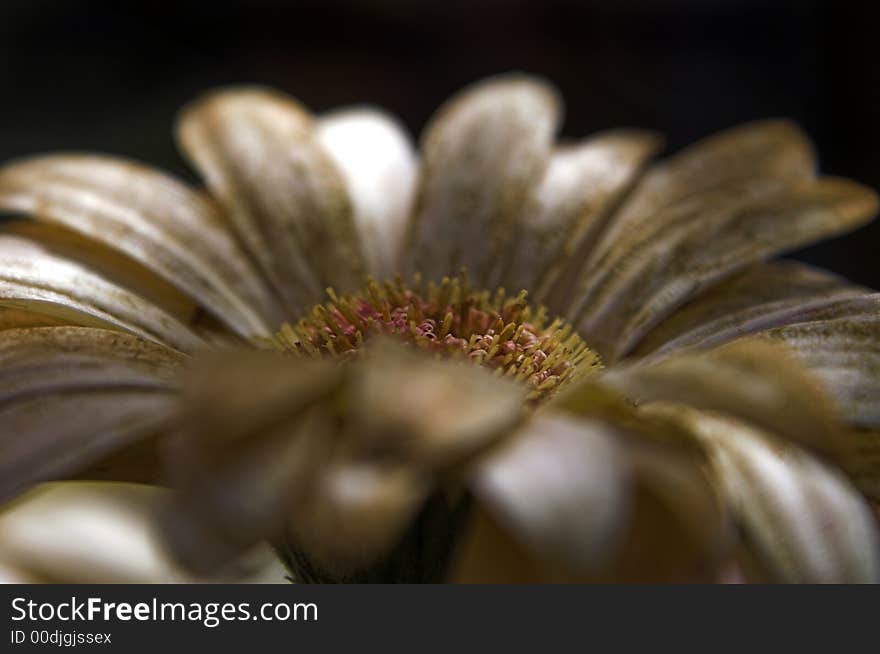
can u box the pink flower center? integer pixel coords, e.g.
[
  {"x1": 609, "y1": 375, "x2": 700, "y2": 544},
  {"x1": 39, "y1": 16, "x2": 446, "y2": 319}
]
[{"x1": 274, "y1": 274, "x2": 601, "y2": 402}]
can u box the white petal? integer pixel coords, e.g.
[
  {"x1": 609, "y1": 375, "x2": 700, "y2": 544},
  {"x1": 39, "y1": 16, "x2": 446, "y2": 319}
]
[
  {"x1": 600, "y1": 339, "x2": 845, "y2": 461},
  {"x1": 574, "y1": 177, "x2": 877, "y2": 361},
  {"x1": 0, "y1": 482, "x2": 288, "y2": 583},
  {"x1": 317, "y1": 109, "x2": 417, "y2": 278},
  {"x1": 632, "y1": 261, "x2": 865, "y2": 360},
  {"x1": 507, "y1": 130, "x2": 660, "y2": 306},
  {"x1": 755, "y1": 303, "x2": 880, "y2": 427},
  {"x1": 0, "y1": 155, "x2": 282, "y2": 338},
  {"x1": 678, "y1": 409, "x2": 880, "y2": 583},
  {"x1": 177, "y1": 87, "x2": 367, "y2": 315},
  {"x1": 0, "y1": 232, "x2": 203, "y2": 351},
  {"x1": 402, "y1": 73, "x2": 561, "y2": 287},
  {"x1": 0, "y1": 326, "x2": 185, "y2": 501},
  {"x1": 563, "y1": 120, "x2": 878, "y2": 362},
  {"x1": 472, "y1": 414, "x2": 629, "y2": 573}
]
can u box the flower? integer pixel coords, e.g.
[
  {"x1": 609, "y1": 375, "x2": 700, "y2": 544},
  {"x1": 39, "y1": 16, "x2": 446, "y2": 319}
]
[{"x1": 0, "y1": 73, "x2": 879, "y2": 582}]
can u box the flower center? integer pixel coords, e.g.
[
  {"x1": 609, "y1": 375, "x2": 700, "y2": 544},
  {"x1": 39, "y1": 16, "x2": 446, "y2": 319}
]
[{"x1": 273, "y1": 273, "x2": 601, "y2": 402}]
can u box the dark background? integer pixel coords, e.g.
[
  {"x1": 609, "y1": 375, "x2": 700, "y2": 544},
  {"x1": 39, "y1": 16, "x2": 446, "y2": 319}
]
[{"x1": 1, "y1": 0, "x2": 878, "y2": 285}]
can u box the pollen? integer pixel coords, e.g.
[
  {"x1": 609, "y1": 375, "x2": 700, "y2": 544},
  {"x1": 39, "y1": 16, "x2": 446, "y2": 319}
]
[{"x1": 273, "y1": 273, "x2": 602, "y2": 402}]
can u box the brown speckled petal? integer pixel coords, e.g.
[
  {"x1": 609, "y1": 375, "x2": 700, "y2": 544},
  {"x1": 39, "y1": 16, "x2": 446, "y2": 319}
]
[
  {"x1": 575, "y1": 177, "x2": 877, "y2": 362},
  {"x1": 564, "y1": 119, "x2": 877, "y2": 362},
  {"x1": 403, "y1": 73, "x2": 561, "y2": 288},
  {"x1": 753, "y1": 302, "x2": 880, "y2": 428},
  {"x1": 630, "y1": 261, "x2": 866, "y2": 360},
  {"x1": 501, "y1": 129, "x2": 661, "y2": 305},
  {"x1": 651, "y1": 405, "x2": 880, "y2": 583},
  {"x1": 0, "y1": 327, "x2": 185, "y2": 502},
  {"x1": 0, "y1": 231, "x2": 204, "y2": 351},
  {"x1": 0, "y1": 155, "x2": 282, "y2": 338},
  {"x1": 177, "y1": 87, "x2": 367, "y2": 316},
  {"x1": 596, "y1": 339, "x2": 845, "y2": 461},
  {"x1": 584, "y1": 119, "x2": 817, "y2": 273},
  {"x1": 3, "y1": 220, "x2": 203, "y2": 322}
]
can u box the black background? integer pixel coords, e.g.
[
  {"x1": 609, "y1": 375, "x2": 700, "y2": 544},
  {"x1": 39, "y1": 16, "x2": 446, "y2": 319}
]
[{"x1": 1, "y1": 0, "x2": 878, "y2": 285}]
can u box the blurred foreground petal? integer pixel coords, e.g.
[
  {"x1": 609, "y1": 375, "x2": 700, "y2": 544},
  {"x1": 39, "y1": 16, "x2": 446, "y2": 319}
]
[
  {"x1": 651, "y1": 406, "x2": 880, "y2": 583},
  {"x1": 0, "y1": 326, "x2": 185, "y2": 502},
  {"x1": 0, "y1": 482, "x2": 286, "y2": 583},
  {"x1": 164, "y1": 342, "x2": 525, "y2": 580}
]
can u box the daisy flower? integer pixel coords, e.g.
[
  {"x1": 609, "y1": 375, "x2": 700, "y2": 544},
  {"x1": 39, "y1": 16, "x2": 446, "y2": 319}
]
[{"x1": 0, "y1": 74, "x2": 878, "y2": 582}]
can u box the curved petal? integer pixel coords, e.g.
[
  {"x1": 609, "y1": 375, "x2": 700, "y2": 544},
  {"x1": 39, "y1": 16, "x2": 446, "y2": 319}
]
[
  {"x1": 456, "y1": 413, "x2": 729, "y2": 582},
  {"x1": 177, "y1": 87, "x2": 367, "y2": 315},
  {"x1": 629, "y1": 294, "x2": 880, "y2": 431},
  {"x1": 658, "y1": 406, "x2": 880, "y2": 583},
  {"x1": 347, "y1": 340, "x2": 527, "y2": 467},
  {"x1": 584, "y1": 119, "x2": 817, "y2": 273},
  {"x1": 469, "y1": 414, "x2": 629, "y2": 574},
  {"x1": 578, "y1": 179, "x2": 877, "y2": 360},
  {"x1": 1, "y1": 219, "x2": 198, "y2": 324},
  {"x1": 0, "y1": 306, "x2": 69, "y2": 329},
  {"x1": 0, "y1": 155, "x2": 282, "y2": 338},
  {"x1": 608, "y1": 436, "x2": 731, "y2": 582},
  {"x1": 0, "y1": 326, "x2": 185, "y2": 502},
  {"x1": 562, "y1": 120, "x2": 877, "y2": 362},
  {"x1": 0, "y1": 230, "x2": 203, "y2": 351},
  {"x1": 402, "y1": 73, "x2": 562, "y2": 287},
  {"x1": 597, "y1": 339, "x2": 845, "y2": 461},
  {"x1": 631, "y1": 261, "x2": 866, "y2": 360},
  {"x1": 574, "y1": 176, "x2": 877, "y2": 362},
  {"x1": 754, "y1": 301, "x2": 880, "y2": 427},
  {"x1": 508, "y1": 129, "x2": 661, "y2": 306},
  {"x1": 161, "y1": 351, "x2": 345, "y2": 573},
  {"x1": 0, "y1": 482, "x2": 286, "y2": 583},
  {"x1": 162, "y1": 342, "x2": 525, "y2": 578},
  {"x1": 317, "y1": 108, "x2": 417, "y2": 278}
]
